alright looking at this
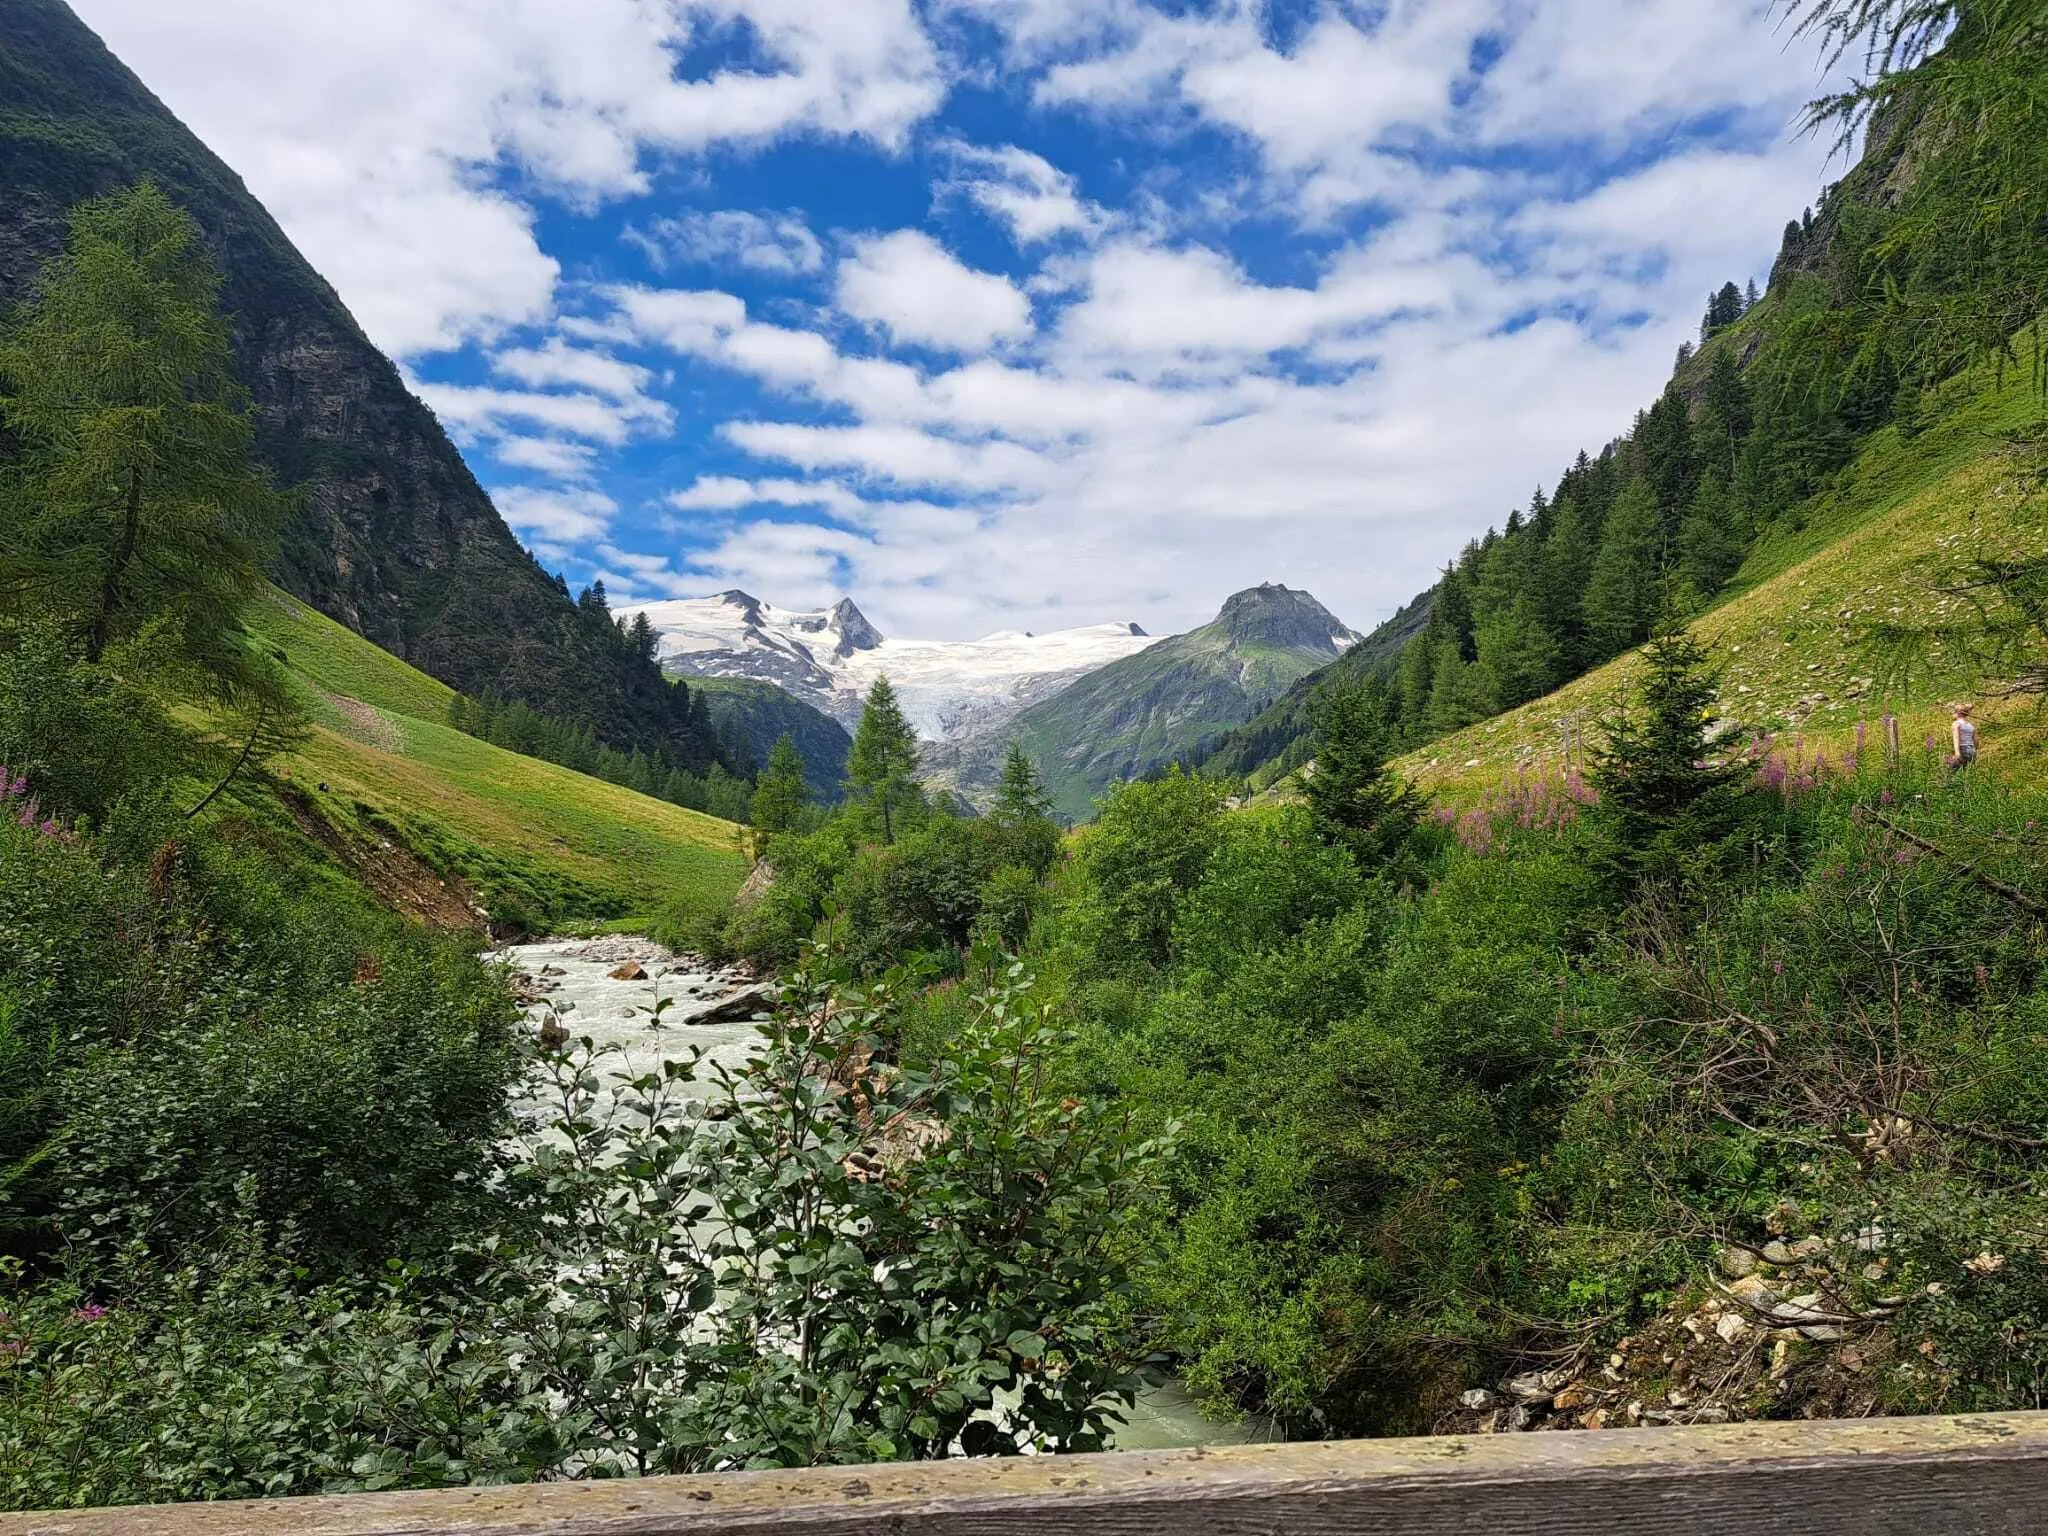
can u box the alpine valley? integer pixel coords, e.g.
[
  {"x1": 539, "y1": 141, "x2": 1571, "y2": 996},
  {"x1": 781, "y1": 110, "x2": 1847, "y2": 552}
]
[{"x1": 623, "y1": 583, "x2": 1359, "y2": 814}]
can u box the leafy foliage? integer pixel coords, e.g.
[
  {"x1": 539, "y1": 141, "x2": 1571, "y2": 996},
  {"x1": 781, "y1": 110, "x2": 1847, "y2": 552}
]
[{"x1": 1, "y1": 956, "x2": 1167, "y2": 1504}]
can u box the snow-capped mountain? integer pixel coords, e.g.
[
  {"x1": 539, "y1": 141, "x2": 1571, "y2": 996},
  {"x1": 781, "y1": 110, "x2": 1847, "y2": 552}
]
[{"x1": 620, "y1": 591, "x2": 1163, "y2": 744}]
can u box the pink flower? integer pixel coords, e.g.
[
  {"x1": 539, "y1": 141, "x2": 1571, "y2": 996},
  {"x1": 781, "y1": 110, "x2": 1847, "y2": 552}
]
[{"x1": 70, "y1": 1303, "x2": 109, "y2": 1323}]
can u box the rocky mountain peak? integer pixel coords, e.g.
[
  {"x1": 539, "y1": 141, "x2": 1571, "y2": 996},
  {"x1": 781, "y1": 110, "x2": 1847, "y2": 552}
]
[
  {"x1": 828, "y1": 598, "x2": 884, "y2": 656},
  {"x1": 1210, "y1": 584, "x2": 1358, "y2": 655},
  {"x1": 717, "y1": 590, "x2": 766, "y2": 625}
]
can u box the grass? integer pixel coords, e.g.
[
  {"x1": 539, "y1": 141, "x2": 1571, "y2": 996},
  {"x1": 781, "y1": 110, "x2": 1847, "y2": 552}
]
[
  {"x1": 1400, "y1": 355, "x2": 2048, "y2": 801},
  {"x1": 245, "y1": 591, "x2": 747, "y2": 927}
]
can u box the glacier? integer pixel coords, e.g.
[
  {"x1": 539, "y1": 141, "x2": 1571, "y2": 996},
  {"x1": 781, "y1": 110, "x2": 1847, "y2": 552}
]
[{"x1": 620, "y1": 591, "x2": 1164, "y2": 745}]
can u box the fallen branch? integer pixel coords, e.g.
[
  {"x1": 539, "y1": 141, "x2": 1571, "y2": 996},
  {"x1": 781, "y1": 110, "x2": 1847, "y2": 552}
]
[{"x1": 1868, "y1": 811, "x2": 2048, "y2": 920}]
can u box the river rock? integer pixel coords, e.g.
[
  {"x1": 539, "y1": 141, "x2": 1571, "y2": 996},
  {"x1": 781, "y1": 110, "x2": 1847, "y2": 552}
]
[
  {"x1": 609, "y1": 961, "x2": 648, "y2": 981},
  {"x1": 691, "y1": 984, "x2": 776, "y2": 1026}
]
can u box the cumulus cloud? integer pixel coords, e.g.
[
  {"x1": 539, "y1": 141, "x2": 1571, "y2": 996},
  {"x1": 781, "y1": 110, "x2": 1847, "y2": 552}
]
[
  {"x1": 493, "y1": 485, "x2": 619, "y2": 542},
  {"x1": 939, "y1": 141, "x2": 1108, "y2": 245},
  {"x1": 71, "y1": 0, "x2": 946, "y2": 355},
  {"x1": 625, "y1": 209, "x2": 826, "y2": 275},
  {"x1": 72, "y1": 0, "x2": 1849, "y2": 640},
  {"x1": 836, "y1": 231, "x2": 1035, "y2": 352}
]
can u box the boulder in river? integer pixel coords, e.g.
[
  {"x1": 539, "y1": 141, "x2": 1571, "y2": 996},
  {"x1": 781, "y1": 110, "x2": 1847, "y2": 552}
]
[
  {"x1": 609, "y1": 961, "x2": 648, "y2": 981},
  {"x1": 691, "y1": 984, "x2": 776, "y2": 1026}
]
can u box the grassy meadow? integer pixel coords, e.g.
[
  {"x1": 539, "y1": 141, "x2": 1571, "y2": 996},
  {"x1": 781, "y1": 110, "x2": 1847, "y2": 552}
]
[{"x1": 247, "y1": 590, "x2": 747, "y2": 927}]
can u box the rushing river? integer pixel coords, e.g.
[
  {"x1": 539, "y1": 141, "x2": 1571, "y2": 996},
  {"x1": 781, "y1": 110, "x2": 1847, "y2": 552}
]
[{"x1": 491, "y1": 936, "x2": 1270, "y2": 1453}]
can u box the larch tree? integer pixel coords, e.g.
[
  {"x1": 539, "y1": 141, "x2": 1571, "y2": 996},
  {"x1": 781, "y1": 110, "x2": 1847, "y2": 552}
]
[
  {"x1": 750, "y1": 734, "x2": 809, "y2": 836},
  {"x1": 0, "y1": 182, "x2": 285, "y2": 679},
  {"x1": 846, "y1": 676, "x2": 920, "y2": 844},
  {"x1": 0, "y1": 183, "x2": 293, "y2": 818}
]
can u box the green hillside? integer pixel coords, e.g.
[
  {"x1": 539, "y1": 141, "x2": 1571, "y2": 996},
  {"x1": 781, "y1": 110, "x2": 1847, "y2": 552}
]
[
  {"x1": 247, "y1": 590, "x2": 747, "y2": 929},
  {"x1": 1014, "y1": 584, "x2": 1359, "y2": 821},
  {"x1": 1403, "y1": 352, "x2": 2048, "y2": 798},
  {"x1": 689, "y1": 675, "x2": 851, "y2": 801}
]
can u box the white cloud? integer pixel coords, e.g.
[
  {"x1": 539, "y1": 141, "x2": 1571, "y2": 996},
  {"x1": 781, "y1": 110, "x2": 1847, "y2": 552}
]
[
  {"x1": 70, "y1": 0, "x2": 946, "y2": 356},
  {"x1": 670, "y1": 477, "x2": 870, "y2": 516},
  {"x1": 836, "y1": 231, "x2": 1035, "y2": 352},
  {"x1": 939, "y1": 141, "x2": 1107, "y2": 245},
  {"x1": 625, "y1": 209, "x2": 826, "y2": 275},
  {"x1": 493, "y1": 339, "x2": 655, "y2": 402},
  {"x1": 418, "y1": 381, "x2": 671, "y2": 446},
  {"x1": 494, "y1": 485, "x2": 618, "y2": 541},
  {"x1": 69, "y1": 0, "x2": 1851, "y2": 642},
  {"x1": 493, "y1": 436, "x2": 603, "y2": 479}
]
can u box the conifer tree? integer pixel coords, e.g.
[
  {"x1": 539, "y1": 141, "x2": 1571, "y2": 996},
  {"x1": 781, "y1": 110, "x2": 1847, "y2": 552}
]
[
  {"x1": 1585, "y1": 631, "x2": 1753, "y2": 897},
  {"x1": 750, "y1": 734, "x2": 809, "y2": 835},
  {"x1": 1303, "y1": 683, "x2": 1424, "y2": 870},
  {"x1": 0, "y1": 184, "x2": 294, "y2": 818},
  {"x1": 847, "y1": 677, "x2": 920, "y2": 844},
  {"x1": 1583, "y1": 477, "x2": 1664, "y2": 656},
  {"x1": 0, "y1": 184, "x2": 286, "y2": 677},
  {"x1": 993, "y1": 742, "x2": 1054, "y2": 825}
]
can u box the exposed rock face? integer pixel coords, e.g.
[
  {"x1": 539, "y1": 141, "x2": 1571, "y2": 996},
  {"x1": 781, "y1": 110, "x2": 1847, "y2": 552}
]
[{"x1": 0, "y1": 0, "x2": 707, "y2": 758}]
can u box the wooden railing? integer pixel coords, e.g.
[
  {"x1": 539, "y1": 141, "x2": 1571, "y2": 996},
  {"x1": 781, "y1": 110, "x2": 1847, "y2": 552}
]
[{"x1": 7, "y1": 1412, "x2": 2047, "y2": 1535}]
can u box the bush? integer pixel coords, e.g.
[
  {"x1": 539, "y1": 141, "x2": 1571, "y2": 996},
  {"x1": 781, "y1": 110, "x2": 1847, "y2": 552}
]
[
  {"x1": 0, "y1": 955, "x2": 1169, "y2": 1503},
  {"x1": 0, "y1": 804, "x2": 520, "y2": 1275}
]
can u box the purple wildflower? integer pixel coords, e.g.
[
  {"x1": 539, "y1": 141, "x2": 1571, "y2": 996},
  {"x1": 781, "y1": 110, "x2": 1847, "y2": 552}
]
[{"x1": 69, "y1": 1303, "x2": 109, "y2": 1324}]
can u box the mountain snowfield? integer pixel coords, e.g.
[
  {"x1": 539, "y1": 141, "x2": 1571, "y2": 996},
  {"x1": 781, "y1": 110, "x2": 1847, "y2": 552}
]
[{"x1": 621, "y1": 590, "x2": 1163, "y2": 744}]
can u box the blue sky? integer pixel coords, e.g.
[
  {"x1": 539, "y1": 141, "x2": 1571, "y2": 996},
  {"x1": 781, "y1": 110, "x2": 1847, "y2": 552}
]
[{"x1": 77, "y1": 0, "x2": 1845, "y2": 640}]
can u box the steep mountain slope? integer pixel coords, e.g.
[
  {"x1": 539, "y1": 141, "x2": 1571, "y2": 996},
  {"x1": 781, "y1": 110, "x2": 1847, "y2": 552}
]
[
  {"x1": 1400, "y1": 354, "x2": 2048, "y2": 800},
  {"x1": 0, "y1": 0, "x2": 718, "y2": 766},
  {"x1": 1012, "y1": 585, "x2": 1361, "y2": 821},
  {"x1": 626, "y1": 590, "x2": 1161, "y2": 741},
  {"x1": 246, "y1": 592, "x2": 747, "y2": 930},
  {"x1": 1195, "y1": 587, "x2": 1434, "y2": 788},
  {"x1": 689, "y1": 677, "x2": 852, "y2": 800}
]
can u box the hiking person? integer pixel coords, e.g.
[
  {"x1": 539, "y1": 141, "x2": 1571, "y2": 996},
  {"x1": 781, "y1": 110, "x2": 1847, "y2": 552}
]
[{"x1": 1951, "y1": 703, "x2": 1979, "y2": 769}]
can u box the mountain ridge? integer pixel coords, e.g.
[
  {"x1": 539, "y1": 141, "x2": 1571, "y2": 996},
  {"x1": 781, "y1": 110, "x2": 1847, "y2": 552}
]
[
  {"x1": 624, "y1": 589, "x2": 1161, "y2": 745},
  {"x1": 1011, "y1": 583, "x2": 1361, "y2": 821},
  {"x1": 0, "y1": 0, "x2": 722, "y2": 767}
]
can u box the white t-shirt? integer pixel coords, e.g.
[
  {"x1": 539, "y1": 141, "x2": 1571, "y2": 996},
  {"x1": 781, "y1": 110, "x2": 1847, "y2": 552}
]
[{"x1": 1955, "y1": 719, "x2": 1978, "y2": 757}]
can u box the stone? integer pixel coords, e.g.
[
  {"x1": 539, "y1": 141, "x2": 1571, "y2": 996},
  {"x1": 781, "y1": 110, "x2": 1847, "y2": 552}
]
[
  {"x1": 1715, "y1": 1312, "x2": 1751, "y2": 1344},
  {"x1": 1459, "y1": 1389, "x2": 1497, "y2": 1412},
  {"x1": 1506, "y1": 1405, "x2": 1534, "y2": 1432},
  {"x1": 690, "y1": 984, "x2": 777, "y2": 1026},
  {"x1": 1552, "y1": 1386, "x2": 1588, "y2": 1412},
  {"x1": 1760, "y1": 1239, "x2": 1798, "y2": 1265},
  {"x1": 608, "y1": 961, "x2": 648, "y2": 981},
  {"x1": 1728, "y1": 1273, "x2": 1779, "y2": 1307},
  {"x1": 1798, "y1": 1324, "x2": 1849, "y2": 1342},
  {"x1": 1853, "y1": 1225, "x2": 1889, "y2": 1252}
]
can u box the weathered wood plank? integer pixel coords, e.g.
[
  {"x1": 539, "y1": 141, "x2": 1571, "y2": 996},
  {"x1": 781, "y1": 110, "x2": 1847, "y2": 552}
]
[{"x1": 9, "y1": 1413, "x2": 2048, "y2": 1536}]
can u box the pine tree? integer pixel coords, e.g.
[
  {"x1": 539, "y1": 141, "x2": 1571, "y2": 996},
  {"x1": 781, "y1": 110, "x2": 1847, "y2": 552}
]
[
  {"x1": 1303, "y1": 683, "x2": 1424, "y2": 870},
  {"x1": 1583, "y1": 477, "x2": 1664, "y2": 657},
  {"x1": 750, "y1": 734, "x2": 809, "y2": 835},
  {"x1": 846, "y1": 676, "x2": 920, "y2": 844},
  {"x1": 628, "y1": 611, "x2": 658, "y2": 663},
  {"x1": 1585, "y1": 631, "x2": 1753, "y2": 897},
  {"x1": 0, "y1": 184, "x2": 286, "y2": 678},
  {"x1": 993, "y1": 742, "x2": 1054, "y2": 825}
]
